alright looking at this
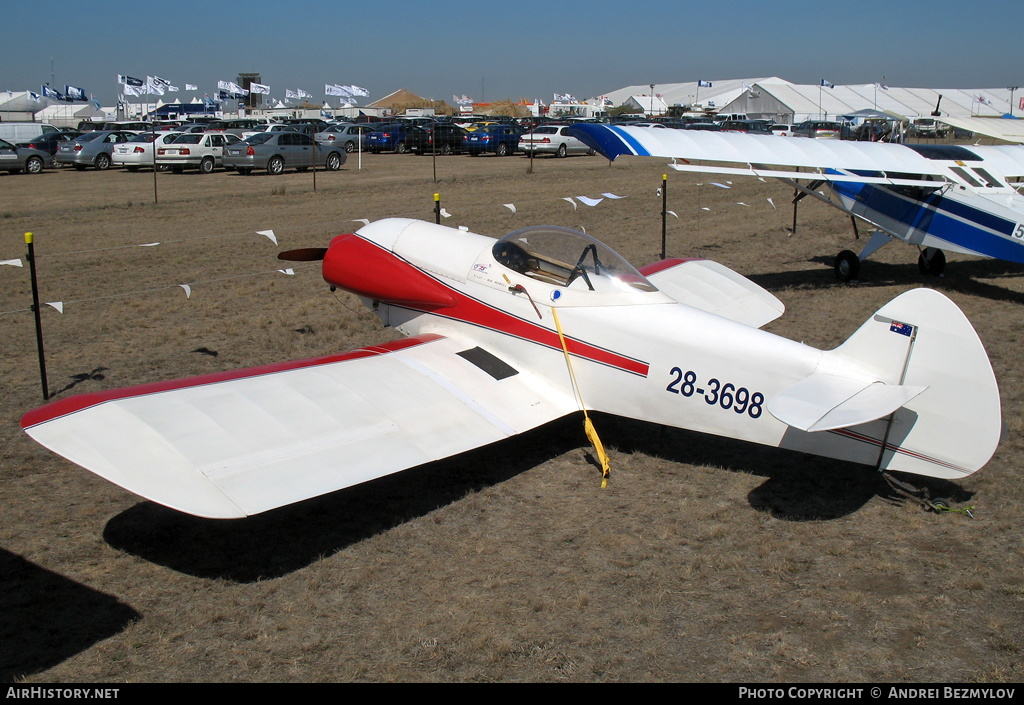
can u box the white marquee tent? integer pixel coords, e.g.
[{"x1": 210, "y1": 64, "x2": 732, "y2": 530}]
[{"x1": 601, "y1": 78, "x2": 1020, "y2": 122}]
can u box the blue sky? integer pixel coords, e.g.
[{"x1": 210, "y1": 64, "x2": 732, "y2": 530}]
[{"x1": 5, "y1": 0, "x2": 1022, "y2": 106}]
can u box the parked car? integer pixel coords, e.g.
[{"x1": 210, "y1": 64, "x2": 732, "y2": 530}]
[
  {"x1": 17, "y1": 129, "x2": 81, "y2": 157},
  {"x1": 209, "y1": 118, "x2": 283, "y2": 137},
  {"x1": 56, "y1": 130, "x2": 139, "y2": 170},
  {"x1": 719, "y1": 120, "x2": 771, "y2": 135},
  {"x1": 156, "y1": 131, "x2": 241, "y2": 173},
  {"x1": 909, "y1": 118, "x2": 947, "y2": 138},
  {"x1": 683, "y1": 122, "x2": 722, "y2": 131},
  {"x1": 366, "y1": 123, "x2": 426, "y2": 153},
  {"x1": 768, "y1": 124, "x2": 796, "y2": 136},
  {"x1": 406, "y1": 123, "x2": 467, "y2": 155},
  {"x1": 792, "y1": 120, "x2": 845, "y2": 139},
  {"x1": 77, "y1": 120, "x2": 152, "y2": 132},
  {"x1": 0, "y1": 138, "x2": 51, "y2": 174},
  {"x1": 0, "y1": 122, "x2": 60, "y2": 143},
  {"x1": 112, "y1": 132, "x2": 183, "y2": 171},
  {"x1": 463, "y1": 124, "x2": 521, "y2": 156},
  {"x1": 519, "y1": 125, "x2": 594, "y2": 157},
  {"x1": 315, "y1": 124, "x2": 374, "y2": 152},
  {"x1": 224, "y1": 132, "x2": 347, "y2": 174},
  {"x1": 240, "y1": 124, "x2": 300, "y2": 140}
]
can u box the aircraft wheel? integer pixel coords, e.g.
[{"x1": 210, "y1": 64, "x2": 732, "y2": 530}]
[
  {"x1": 918, "y1": 248, "x2": 945, "y2": 276},
  {"x1": 834, "y1": 250, "x2": 860, "y2": 281}
]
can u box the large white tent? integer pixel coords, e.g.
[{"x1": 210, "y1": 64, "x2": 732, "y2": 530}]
[{"x1": 600, "y1": 78, "x2": 1021, "y2": 122}]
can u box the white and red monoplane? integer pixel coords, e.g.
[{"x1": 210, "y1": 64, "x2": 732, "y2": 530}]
[{"x1": 22, "y1": 218, "x2": 1001, "y2": 518}]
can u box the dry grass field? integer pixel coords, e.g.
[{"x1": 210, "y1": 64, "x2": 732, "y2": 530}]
[{"x1": 1, "y1": 147, "x2": 1022, "y2": 683}]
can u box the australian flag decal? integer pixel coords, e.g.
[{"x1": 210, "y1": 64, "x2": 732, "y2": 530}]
[{"x1": 890, "y1": 321, "x2": 914, "y2": 337}]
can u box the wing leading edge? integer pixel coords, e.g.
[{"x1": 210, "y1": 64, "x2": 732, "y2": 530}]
[
  {"x1": 22, "y1": 335, "x2": 576, "y2": 518},
  {"x1": 566, "y1": 124, "x2": 1016, "y2": 189}
]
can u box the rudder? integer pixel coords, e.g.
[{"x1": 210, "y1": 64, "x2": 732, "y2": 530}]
[{"x1": 828, "y1": 288, "x2": 1001, "y2": 479}]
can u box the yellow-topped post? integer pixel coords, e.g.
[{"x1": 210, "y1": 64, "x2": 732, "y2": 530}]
[{"x1": 434, "y1": 193, "x2": 441, "y2": 224}]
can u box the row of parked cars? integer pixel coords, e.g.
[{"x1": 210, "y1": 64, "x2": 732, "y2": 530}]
[
  {"x1": 0, "y1": 119, "x2": 352, "y2": 175},
  {"x1": 0, "y1": 112, "x2": 874, "y2": 177},
  {"x1": 1, "y1": 117, "x2": 601, "y2": 174}
]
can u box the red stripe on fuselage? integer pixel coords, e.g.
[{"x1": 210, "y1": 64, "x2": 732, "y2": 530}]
[
  {"x1": 339, "y1": 237, "x2": 649, "y2": 377},
  {"x1": 20, "y1": 335, "x2": 443, "y2": 429}
]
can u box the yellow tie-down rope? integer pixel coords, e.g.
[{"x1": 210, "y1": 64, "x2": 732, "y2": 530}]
[{"x1": 551, "y1": 307, "x2": 611, "y2": 487}]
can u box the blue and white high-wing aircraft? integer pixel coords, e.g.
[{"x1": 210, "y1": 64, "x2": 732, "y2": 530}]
[
  {"x1": 569, "y1": 124, "x2": 1024, "y2": 280},
  {"x1": 21, "y1": 218, "x2": 1000, "y2": 518}
]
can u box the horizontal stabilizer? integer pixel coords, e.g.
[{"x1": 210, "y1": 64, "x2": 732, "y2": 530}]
[
  {"x1": 639, "y1": 258, "x2": 784, "y2": 328},
  {"x1": 768, "y1": 372, "x2": 927, "y2": 432}
]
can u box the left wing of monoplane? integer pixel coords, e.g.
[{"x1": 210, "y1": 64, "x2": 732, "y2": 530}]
[{"x1": 21, "y1": 335, "x2": 576, "y2": 518}]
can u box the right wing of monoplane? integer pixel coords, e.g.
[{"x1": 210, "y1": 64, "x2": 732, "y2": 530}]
[
  {"x1": 22, "y1": 335, "x2": 576, "y2": 519},
  {"x1": 568, "y1": 124, "x2": 962, "y2": 189}
]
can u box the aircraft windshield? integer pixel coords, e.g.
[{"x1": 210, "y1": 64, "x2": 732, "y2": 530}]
[{"x1": 493, "y1": 226, "x2": 657, "y2": 292}]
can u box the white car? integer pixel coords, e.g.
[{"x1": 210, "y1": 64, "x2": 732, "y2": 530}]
[
  {"x1": 239, "y1": 124, "x2": 300, "y2": 140},
  {"x1": 519, "y1": 124, "x2": 595, "y2": 157},
  {"x1": 769, "y1": 124, "x2": 796, "y2": 137},
  {"x1": 112, "y1": 132, "x2": 183, "y2": 171},
  {"x1": 155, "y1": 131, "x2": 241, "y2": 173}
]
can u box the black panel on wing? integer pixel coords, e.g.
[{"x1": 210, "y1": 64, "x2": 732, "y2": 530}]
[{"x1": 457, "y1": 347, "x2": 518, "y2": 380}]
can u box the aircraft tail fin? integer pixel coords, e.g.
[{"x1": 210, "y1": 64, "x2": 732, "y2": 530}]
[{"x1": 774, "y1": 289, "x2": 1001, "y2": 479}]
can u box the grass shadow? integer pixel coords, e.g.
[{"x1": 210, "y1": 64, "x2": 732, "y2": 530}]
[
  {"x1": 102, "y1": 416, "x2": 580, "y2": 583},
  {"x1": 592, "y1": 413, "x2": 973, "y2": 521},
  {"x1": 750, "y1": 255, "x2": 1024, "y2": 305},
  {"x1": 0, "y1": 548, "x2": 140, "y2": 683}
]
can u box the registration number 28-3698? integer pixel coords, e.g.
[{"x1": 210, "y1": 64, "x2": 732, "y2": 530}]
[{"x1": 666, "y1": 367, "x2": 764, "y2": 418}]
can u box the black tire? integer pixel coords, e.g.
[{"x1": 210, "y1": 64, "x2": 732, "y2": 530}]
[
  {"x1": 344, "y1": 141, "x2": 356, "y2": 153},
  {"x1": 918, "y1": 248, "x2": 946, "y2": 276},
  {"x1": 556, "y1": 143, "x2": 567, "y2": 158},
  {"x1": 238, "y1": 167, "x2": 253, "y2": 175},
  {"x1": 74, "y1": 164, "x2": 87, "y2": 171},
  {"x1": 199, "y1": 156, "x2": 215, "y2": 174},
  {"x1": 126, "y1": 166, "x2": 140, "y2": 173},
  {"x1": 395, "y1": 141, "x2": 407, "y2": 154},
  {"x1": 834, "y1": 250, "x2": 860, "y2": 281},
  {"x1": 25, "y1": 156, "x2": 44, "y2": 174},
  {"x1": 267, "y1": 156, "x2": 284, "y2": 175},
  {"x1": 496, "y1": 142, "x2": 509, "y2": 157},
  {"x1": 440, "y1": 143, "x2": 452, "y2": 156},
  {"x1": 94, "y1": 153, "x2": 111, "y2": 170},
  {"x1": 325, "y1": 152, "x2": 342, "y2": 171}
]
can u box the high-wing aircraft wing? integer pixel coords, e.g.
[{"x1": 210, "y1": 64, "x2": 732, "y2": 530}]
[
  {"x1": 937, "y1": 116, "x2": 1024, "y2": 145},
  {"x1": 22, "y1": 334, "x2": 576, "y2": 518},
  {"x1": 568, "y1": 124, "x2": 1024, "y2": 279}
]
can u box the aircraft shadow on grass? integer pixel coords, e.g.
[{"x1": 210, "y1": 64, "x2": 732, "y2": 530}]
[
  {"x1": 102, "y1": 417, "x2": 583, "y2": 583},
  {"x1": 101, "y1": 412, "x2": 970, "y2": 583},
  {"x1": 745, "y1": 255, "x2": 1024, "y2": 305},
  {"x1": 0, "y1": 548, "x2": 140, "y2": 683}
]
